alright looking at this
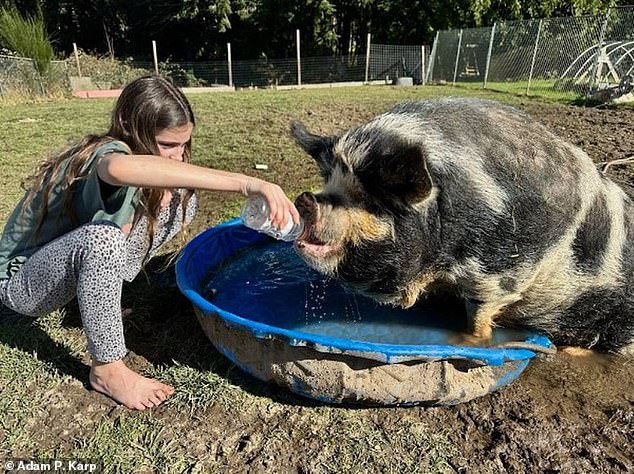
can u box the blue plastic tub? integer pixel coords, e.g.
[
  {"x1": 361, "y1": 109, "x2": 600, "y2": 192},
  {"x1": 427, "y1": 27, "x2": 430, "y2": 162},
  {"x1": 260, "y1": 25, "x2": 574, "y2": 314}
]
[{"x1": 176, "y1": 219, "x2": 554, "y2": 405}]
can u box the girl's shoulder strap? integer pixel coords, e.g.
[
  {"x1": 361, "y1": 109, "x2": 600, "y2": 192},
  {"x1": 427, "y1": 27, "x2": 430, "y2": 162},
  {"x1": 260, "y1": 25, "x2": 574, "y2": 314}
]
[{"x1": 82, "y1": 139, "x2": 132, "y2": 172}]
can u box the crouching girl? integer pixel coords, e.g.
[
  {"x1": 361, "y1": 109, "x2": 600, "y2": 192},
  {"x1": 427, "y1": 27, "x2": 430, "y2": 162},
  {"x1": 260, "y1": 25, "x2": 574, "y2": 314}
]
[{"x1": 0, "y1": 75, "x2": 299, "y2": 410}]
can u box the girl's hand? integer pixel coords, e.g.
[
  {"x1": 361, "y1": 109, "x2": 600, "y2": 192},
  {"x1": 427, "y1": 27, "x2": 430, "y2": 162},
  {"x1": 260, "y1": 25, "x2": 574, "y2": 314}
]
[{"x1": 244, "y1": 178, "x2": 300, "y2": 230}]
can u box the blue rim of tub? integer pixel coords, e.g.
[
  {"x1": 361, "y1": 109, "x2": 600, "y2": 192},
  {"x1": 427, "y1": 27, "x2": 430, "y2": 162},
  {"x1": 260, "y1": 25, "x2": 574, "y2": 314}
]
[{"x1": 176, "y1": 218, "x2": 554, "y2": 367}]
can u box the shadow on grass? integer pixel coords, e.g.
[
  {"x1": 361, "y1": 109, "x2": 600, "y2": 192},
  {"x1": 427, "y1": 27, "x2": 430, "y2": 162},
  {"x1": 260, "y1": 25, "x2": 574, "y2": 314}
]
[
  {"x1": 0, "y1": 304, "x2": 90, "y2": 383},
  {"x1": 0, "y1": 252, "x2": 324, "y2": 408}
]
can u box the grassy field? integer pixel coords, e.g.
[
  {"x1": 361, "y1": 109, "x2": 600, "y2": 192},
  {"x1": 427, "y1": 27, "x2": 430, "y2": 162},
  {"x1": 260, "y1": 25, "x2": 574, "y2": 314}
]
[
  {"x1": 456, "y1": 79, "x2": 580, "y2": 102},
  {"x1": 0, "y1": 84, "x2": 546, "y2": 227},
  {"x1": 0, "y1": 85, "x2": 626, "y2": 472}
]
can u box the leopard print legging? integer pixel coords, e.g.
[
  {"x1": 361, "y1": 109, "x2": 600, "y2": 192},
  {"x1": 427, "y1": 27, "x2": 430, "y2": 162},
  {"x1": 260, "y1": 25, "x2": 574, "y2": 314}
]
[{"x1": 0, "y1": 192, "x2": 197, "y2": 362}]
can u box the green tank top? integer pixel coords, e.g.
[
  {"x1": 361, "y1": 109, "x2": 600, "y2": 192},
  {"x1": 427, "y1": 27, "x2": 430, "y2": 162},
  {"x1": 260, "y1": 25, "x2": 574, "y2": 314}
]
[{"x1": 0, "y1": 140, "x2": 140, "y2": 279}]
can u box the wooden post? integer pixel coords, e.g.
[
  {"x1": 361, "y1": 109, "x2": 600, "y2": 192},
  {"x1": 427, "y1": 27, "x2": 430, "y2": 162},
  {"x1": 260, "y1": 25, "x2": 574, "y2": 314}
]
[
  {"x1": 452, "y1": 29, "x2": 463, "y2": 86},
  {"x1": 73, "y1": 42, "x2": 82, "y2": 76},
  {"x1": 427, "y1": 31, "x2": 439, "y2": 83},
  {"x1": 365, "y1": 33, "x2": 371, "y2": 83},
  {"x1": 227, "y1": 42, "x2": 233, "y2": 87},
  {"x1": 421, "y1": 45, "x2": 426, "y2": 85},
  {"x1": 152, "y1": 40, "x2": 159, "y2": 75},
  {"x1": 526, "y1": 20, "x2": 543, "y2": 95},
  {"x1": 296, "y1": 29, "x2": 301, "y2": 86},
  {"x1": 483, "y1": 23, "x2": 496, "y2": 88}
]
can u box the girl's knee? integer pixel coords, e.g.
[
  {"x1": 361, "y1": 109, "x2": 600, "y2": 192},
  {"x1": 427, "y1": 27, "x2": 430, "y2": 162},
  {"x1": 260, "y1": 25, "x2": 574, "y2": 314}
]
[
  {"x1": 78, "y1": 221, "x2": 126, "y2": 253},
  {"x1": 77, "y1": 222, "x2": 126, "y2": 247},
  {"x1": 0, "y1": 281, "x2": 51, "y2": 317},
  {"x1": 74, "y1": 222, "x2": 127, "y2": 272}
]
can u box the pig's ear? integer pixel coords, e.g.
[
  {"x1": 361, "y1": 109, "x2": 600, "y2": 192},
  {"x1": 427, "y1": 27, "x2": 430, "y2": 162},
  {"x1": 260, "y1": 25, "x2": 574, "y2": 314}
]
[
  {"x1": 357, "y1": 144, "x2": 432, "y2": 208},
  {"x1": 290, "y1": 121, "x2": 336, "y2": 180}
]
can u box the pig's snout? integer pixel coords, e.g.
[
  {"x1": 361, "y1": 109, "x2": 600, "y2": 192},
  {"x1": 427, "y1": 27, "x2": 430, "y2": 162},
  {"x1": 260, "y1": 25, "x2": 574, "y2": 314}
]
[{"x1": 295, "y1": 192, "x2": 318, "y2": 222}]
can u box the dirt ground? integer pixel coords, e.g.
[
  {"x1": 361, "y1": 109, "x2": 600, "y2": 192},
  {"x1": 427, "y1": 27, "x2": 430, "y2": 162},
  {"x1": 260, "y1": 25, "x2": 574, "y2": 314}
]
[
  {"x1": 192, "y1": 101, "x2": 634, "y2": 473},
  {"x1": 4, "y1": 98, "x2": 633, "y2": 473},
  {"x1": 180, "y1": 101, "x2": 634, "y2": 472}
]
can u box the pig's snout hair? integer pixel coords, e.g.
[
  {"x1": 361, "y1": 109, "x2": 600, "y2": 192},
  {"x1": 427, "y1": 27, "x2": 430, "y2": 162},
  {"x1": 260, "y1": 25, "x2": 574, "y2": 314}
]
[{"x1": 295, "y1": 191, "x2": 317, "y2": 211}]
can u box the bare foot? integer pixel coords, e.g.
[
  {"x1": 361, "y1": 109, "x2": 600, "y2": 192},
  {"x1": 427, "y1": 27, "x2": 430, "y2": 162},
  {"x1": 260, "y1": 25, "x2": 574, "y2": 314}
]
[
  {"x1": 121, "y1": 308, "x2": 133, "y2": 318},
  {"x1": 89, "y1": 360, "x2": 174, "y2": 410}
]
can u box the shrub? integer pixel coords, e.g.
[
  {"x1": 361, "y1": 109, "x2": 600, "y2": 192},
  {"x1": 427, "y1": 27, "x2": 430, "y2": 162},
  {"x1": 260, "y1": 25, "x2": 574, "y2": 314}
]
[
  {"x1": 67, "y1": 50, "x2": 153, "y2": 88},
  {"x1": 0, "y1": 7, "x2": 54, "y2": 75},
  {"x1": 159, "y1": 60, "x2": 207, "y2": 87}
]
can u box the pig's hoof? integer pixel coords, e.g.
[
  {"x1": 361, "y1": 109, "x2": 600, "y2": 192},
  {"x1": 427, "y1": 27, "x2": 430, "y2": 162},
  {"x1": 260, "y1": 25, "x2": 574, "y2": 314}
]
[
  {"x1": 449, "y1": 332, "x2": 493, "y2": 347},
  {"x1": 560, "y1": 346, "x2": 595, "y2": 357}
]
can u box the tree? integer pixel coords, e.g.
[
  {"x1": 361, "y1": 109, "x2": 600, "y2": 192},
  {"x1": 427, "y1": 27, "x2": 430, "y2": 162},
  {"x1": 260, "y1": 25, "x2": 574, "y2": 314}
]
[
  {"x1": 3, "y1": 0, "x2": 630, "y2": 61},
  {"x1": 470, "y1": 0, "x2": 620, "y2": 27}
]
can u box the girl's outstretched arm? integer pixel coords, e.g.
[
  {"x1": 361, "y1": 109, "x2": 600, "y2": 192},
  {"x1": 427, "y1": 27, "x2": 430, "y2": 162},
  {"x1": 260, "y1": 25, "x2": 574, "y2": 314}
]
[{"x1": 97, "y1": 153, "x2": 300, "y2": 228}]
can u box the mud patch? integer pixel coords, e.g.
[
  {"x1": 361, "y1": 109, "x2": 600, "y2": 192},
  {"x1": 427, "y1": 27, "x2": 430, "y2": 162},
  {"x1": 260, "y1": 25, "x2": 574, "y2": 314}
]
[
  {"x1": 436, "y1": 353, "x2": 634, "y2": 472},
  {"x1": 183, "y1": 100, "x2": 634, "y2": 472},
  {"x1": 193, "y1": 307, "x2": 539, "y2": 406}
]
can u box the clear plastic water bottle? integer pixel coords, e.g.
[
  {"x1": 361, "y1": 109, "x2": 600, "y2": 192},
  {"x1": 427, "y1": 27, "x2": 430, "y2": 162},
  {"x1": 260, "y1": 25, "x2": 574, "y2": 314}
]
[{"x1": 241, "y1": 194, "x2": 304, "y2": 241}]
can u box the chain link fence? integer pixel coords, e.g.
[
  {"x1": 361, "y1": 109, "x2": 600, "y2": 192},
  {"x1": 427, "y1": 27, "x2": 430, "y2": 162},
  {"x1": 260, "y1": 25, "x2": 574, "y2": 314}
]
[
  {"x1": 0, "y1": 55, "x2": 70, "y2": 99},
  {"x1": 8, "y1": 5, "x2": 633, "y2": 102},
  {"x1": 428, "y1": 6, "x2": 634, "y2": 99},
  {"x1": 1, "y1": 40, "x2": 430, "y2": 99},
  {"x1": 0, "y1": 55, "x2": 42, "y2": 97},
  {"x1": 0, "y1": 7, "x2": 634, "y2": 98},
  {"x1": 368, "y1": 43, "x2": 430, "y2": 84}
]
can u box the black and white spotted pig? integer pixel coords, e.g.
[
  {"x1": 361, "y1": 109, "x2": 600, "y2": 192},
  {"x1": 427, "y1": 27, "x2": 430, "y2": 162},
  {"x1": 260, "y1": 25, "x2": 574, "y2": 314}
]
[{"x1": 291, "y1": 97, "x2": 634, "y2": 354}]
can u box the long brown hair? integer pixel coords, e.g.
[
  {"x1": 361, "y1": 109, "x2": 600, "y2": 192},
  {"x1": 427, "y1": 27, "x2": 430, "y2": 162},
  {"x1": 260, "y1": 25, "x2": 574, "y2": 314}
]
[{"x1": 23, "y1": 75, "x2": 196, "y2": 253}]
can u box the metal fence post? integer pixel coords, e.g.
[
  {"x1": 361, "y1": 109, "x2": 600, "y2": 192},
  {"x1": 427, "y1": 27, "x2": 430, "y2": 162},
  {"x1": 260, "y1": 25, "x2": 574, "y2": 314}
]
[
  {"x1": 427, "y1": 31, "x2": 439, "y2": 83},
  {"x1": 526, "y1": 19, "x2": 543, "y2": 95},
  {"x1": 296, "y1": 29, "x2": 301, "y2": 86},
  {"x1": 590, "y1": 8, "x2": 611, "y2": 92},
  {"x1": 365, "y1": 33, "x2": 371, "y2": 83},
  {"x1": 152, "y1": 40, "x2": 159, "y2": 75},
  {"x1": 452, "y1": 29, "x2": 463, "y2": 86},
  {"x1": 227, "y1": 42, "x2": 233, "y2": 87},
  {"x1": 483, "y1": 23, "x2": 496, "y2": 88}
]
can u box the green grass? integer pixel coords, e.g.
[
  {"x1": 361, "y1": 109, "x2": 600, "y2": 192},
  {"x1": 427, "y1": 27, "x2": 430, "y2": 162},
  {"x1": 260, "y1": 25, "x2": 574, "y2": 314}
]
[
  {"x1": 147, "y1": 362, "x2": 250, "y2": 414},
  {"x1": 455, "y1": 79, "x2": 582, "y2": 103},
  {"x1": 0, "y1": 322, "x2": 70, "y2": 455},
  {"x1": 69, "y1": 414, "x2": 190, "y2": 473},
  {"x1": 0, "y1": 84, "x2": 594, "y2": 471},
  {"x1": 0, "y1": 84, "x2": 525, "y2": 229},
  {"x1": 298, "y1": 411, "x2": 458, "y2": 473},
  {"x1": 0, "y1": 101, "x2": 112, "y2": 227}
]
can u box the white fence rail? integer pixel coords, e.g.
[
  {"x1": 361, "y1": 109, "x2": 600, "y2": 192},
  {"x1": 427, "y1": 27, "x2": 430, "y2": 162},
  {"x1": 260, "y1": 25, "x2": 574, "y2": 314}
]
[{"x1": 0, "y1": 40, "x2": 428, "y2": 99}]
